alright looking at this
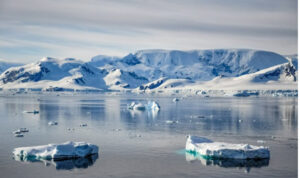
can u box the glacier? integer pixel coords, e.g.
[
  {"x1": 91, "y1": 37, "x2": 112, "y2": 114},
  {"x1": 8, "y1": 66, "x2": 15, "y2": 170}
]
[{"x1": 185, "y1": 135, "x2": 270, "y2": 159}]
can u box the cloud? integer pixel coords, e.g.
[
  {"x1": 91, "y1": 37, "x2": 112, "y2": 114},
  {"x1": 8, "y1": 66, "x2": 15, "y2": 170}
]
[{"x1": 0, "y1": 0, "x2": 297, "y2": 63}]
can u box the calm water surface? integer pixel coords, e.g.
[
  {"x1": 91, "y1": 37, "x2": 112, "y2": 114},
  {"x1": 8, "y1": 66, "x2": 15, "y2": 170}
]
[{"x1": 0, "y1": 94, "x2": 297, "y2": 178}]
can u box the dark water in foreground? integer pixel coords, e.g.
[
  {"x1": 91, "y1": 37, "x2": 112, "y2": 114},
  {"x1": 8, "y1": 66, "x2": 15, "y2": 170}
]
[{"x1": 0, "y1": 95, "x2": 297, "y2": 178}]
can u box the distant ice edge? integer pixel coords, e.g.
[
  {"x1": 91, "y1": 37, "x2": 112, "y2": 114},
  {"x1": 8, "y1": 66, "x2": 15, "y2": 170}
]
[
  {"x1": 13, "y1": 141, "x2": 99, "y2": 161},
  {"x1": 185, "y1": 135, "x2": 270, "y2": 160}
]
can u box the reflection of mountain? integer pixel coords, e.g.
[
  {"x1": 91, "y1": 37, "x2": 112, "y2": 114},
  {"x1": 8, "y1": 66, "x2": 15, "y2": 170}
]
[
  {"x1": 185, "y1": 152, "x2": 269, "y2": 173},
  {"x1": 13, "y1": 154, "x2": 98, "y2": 170}
]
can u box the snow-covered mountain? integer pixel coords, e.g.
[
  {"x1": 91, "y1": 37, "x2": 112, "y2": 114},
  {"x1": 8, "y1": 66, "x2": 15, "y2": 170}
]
[
  {"x1": 0, "y1": 49, "x2": 297, "y2": 96},
  {"x1": 102, "y1": 49, "x2": 288, "y2": 81},
  {"x1": 0, "y1": 57, "x2": 148, "y2": 91}
]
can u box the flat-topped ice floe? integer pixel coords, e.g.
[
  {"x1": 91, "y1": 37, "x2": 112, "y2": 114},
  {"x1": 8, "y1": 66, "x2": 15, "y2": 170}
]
[
  {"x1": 186, "y1": 135, "x2": 270, "y2": 159},
  {"x1": 13, "y1": 141, "x2": 99, "y2": 160}
]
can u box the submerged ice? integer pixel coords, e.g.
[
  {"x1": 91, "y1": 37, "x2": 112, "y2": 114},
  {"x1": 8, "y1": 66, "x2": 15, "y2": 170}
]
[
  {"x1": 13, "y1": 141, "x2": 99, "y2": 160},
  {"x1": 186, "y1": 135, "x2": 270, "y2": 159}
]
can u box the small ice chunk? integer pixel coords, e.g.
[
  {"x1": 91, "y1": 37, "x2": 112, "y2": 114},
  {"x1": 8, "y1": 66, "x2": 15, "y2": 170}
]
[
  {"x1": 48, "y1": 121, "x2": 58, "y2": 126},
  {"x1": 13, "y1": 141, "x2": 99, "y2": 160},
  {"x1": 13, "y1": 130, "x2": 22, "y2": 134},
  {"x1": 173, "y1": 98, "x2": 179, "y2": 102},
  {"x1": 190, "y1": 115, "x2": 205, "y2": 119},
  {"x1": 257, "y1": 140, "x2": 266, "y2": 144},
  {"x1": 186, "y1": 135, "x2": 270, "y2": 159},
  {"x1": 165, "y1": 120, "x2": 179, "y2": 124},
  {"x1": 15, "y1": 134, "x2": 24, "y2": 137},
  {"x1": 128, "y1": 102, "x2": 146, "y2": 111},
  {"x1": 24, "y1": 110, "x2": 39, "y2": 114},
  {"x1": 238, "y1": 119, "x2": 243, "y2": 123}
]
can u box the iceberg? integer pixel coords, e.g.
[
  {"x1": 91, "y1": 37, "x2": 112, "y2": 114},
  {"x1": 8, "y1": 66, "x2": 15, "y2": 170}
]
[
  {"x1": 13, "y1": 141, "x2": 99, "y2": 160},
  {"x1": 186, "y1": 135, "x2": 270, "y2": 159}
]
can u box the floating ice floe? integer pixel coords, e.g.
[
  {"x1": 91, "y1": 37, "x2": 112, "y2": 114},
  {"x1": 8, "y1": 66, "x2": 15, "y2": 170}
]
[
  {"x1": 48, "y1": 121, "x2": 58, "y2": 126},
  {"x1": 13, "y1": 141, "x2": 99, "y2": 160},
  {"x1": 186, "y1": 135, "x2": 270, "y2": 159}
]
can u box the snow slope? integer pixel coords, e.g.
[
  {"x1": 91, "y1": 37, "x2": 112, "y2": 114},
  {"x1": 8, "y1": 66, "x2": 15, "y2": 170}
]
[
  {"x1": 0, "y1": 57, "x2": 148, "y2": 91},
  {"x1": 134, "y1": 61, "x2": 297, "y2": 96}
]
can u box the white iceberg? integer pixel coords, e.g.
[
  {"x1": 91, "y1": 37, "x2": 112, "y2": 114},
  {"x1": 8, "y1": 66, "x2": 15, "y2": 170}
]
[
  {"x1": 186, "y1": 135, "x2": 270, "y2": 159},
  {"x1": 13, "y1": 141, "x2": 99, "y2": 160}
]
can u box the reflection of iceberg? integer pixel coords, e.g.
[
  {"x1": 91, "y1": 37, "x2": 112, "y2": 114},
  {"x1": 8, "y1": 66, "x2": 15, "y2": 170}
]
[
  {"x1": 186, "y1": 135, "x2": 270, "y2": 159},
  {"x1": 128, "y1": 102, "x2": 146, "y2": 111},
  {"x1": 13, "y1": 154, "x2": 98, "y2": 170},
  {"x1": 128, "y1": 101, "x2": 160, "y2": 112},
  {"x1": 185, "y1": 151, "x2": 269, "y2": 172},
  {"x1": 146, "y1": 101, "x2": 160, "y2": 111},
  {"x1": 13, "y1": 141, "x2": 99, "y2": 160}
]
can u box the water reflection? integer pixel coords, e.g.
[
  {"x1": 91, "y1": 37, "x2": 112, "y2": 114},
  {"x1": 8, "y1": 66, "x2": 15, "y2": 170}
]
[
  {"x1": 21, "y1": 96, "x2": 297, "y2": 138},
  {"x1": 185, "y1": 152, "x2": 269, "y2": 173},
  {"x1": 13, "y1": 154, "x2": 98, "y2": 170}
]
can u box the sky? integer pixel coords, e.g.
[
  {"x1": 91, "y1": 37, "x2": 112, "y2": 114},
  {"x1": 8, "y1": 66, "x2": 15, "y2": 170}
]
[{"x1": 0, "y1": 0, "x2": 298, "y2": 63}]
